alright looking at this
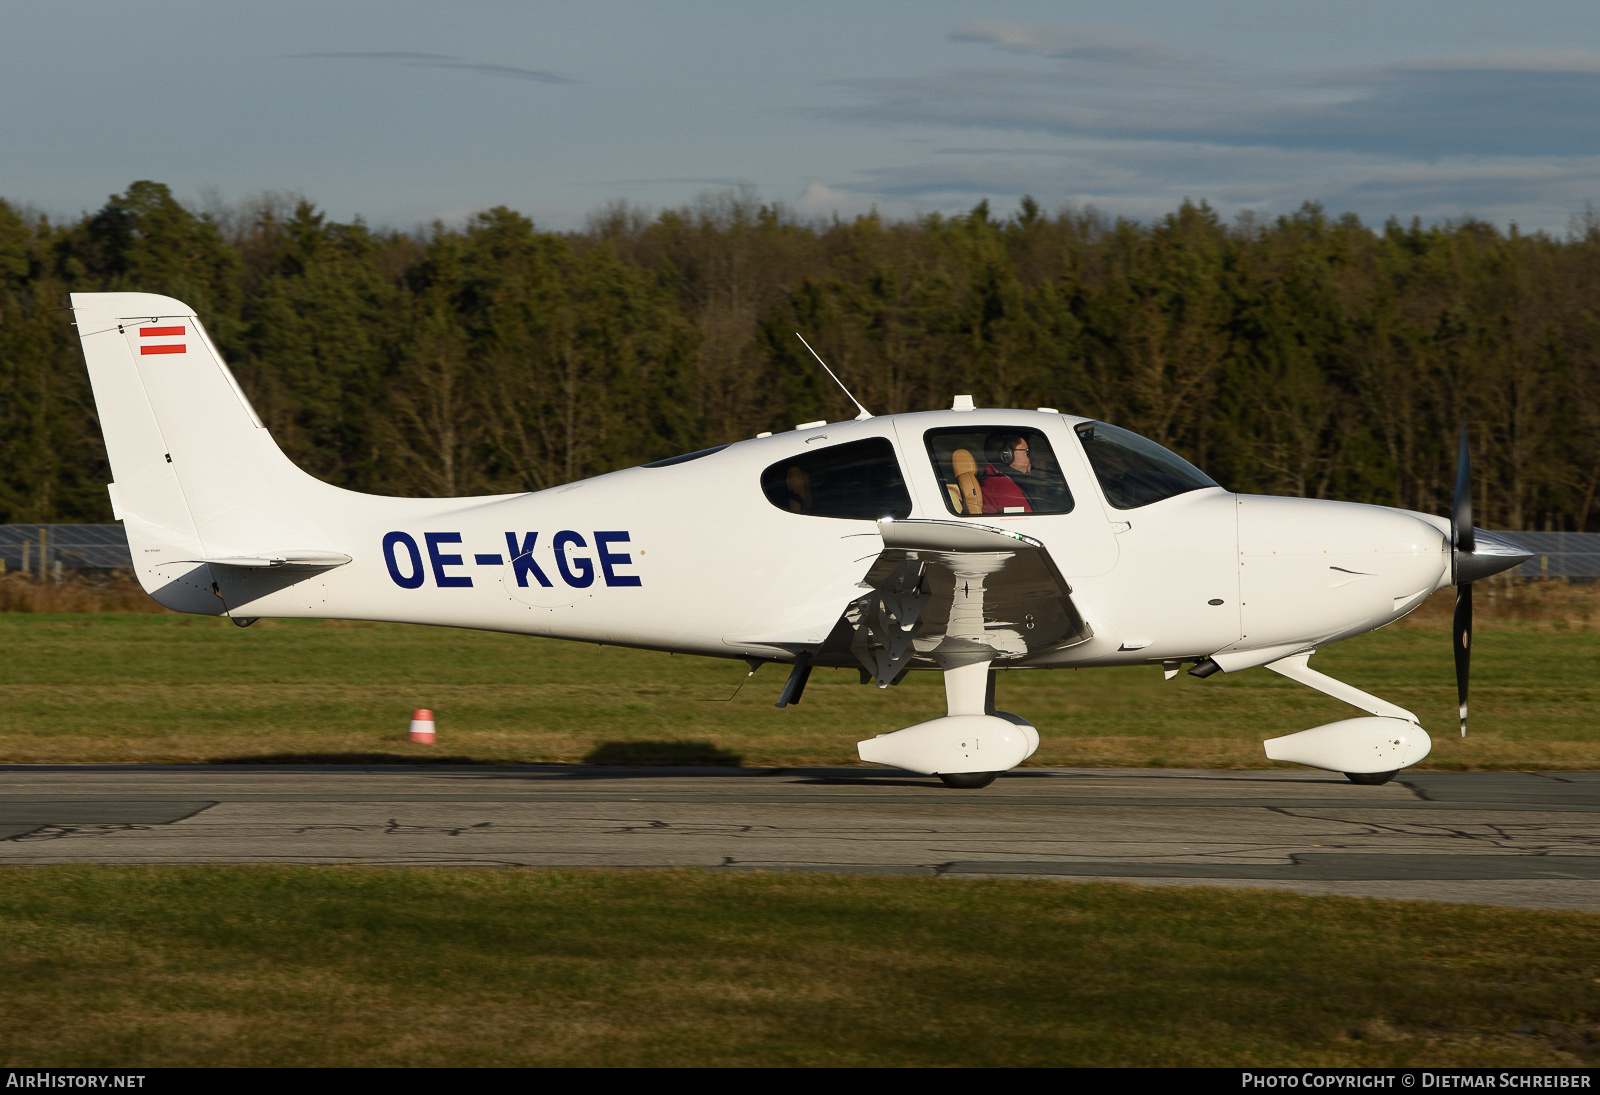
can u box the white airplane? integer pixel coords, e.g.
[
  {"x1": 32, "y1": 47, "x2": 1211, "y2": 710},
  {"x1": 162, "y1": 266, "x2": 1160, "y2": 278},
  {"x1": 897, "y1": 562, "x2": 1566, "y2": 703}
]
[{"x1": 72, "y1": 292, "x2": 1531, "y2": 788}]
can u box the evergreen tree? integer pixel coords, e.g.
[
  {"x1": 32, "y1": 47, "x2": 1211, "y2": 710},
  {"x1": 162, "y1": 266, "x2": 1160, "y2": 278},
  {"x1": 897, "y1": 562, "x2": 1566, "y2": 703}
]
[{"x1": 5, "y1": 179, "x2": 1600, "y2": 531}]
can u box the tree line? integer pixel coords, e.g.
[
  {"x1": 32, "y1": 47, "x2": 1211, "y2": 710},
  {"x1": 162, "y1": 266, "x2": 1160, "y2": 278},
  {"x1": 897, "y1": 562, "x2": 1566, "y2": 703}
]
[{"x1": 3, "y1": 180, "x2": 1598, "y2": 530}]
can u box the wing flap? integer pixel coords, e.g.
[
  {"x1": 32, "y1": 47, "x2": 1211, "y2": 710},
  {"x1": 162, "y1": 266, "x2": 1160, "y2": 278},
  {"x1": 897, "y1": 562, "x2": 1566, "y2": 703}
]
[
  {"x1": 843, "y1": 519, "x2": 1091, "y2": 685},
  {"x1": 878, "y1": 517, "x2": 1042, "y2": 553}
]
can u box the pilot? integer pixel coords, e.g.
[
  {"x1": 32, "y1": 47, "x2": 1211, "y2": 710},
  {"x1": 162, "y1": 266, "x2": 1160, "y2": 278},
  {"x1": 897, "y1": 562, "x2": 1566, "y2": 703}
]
[{"x1": 980, "y1": 432, "x2": 1033, "y2": 514}]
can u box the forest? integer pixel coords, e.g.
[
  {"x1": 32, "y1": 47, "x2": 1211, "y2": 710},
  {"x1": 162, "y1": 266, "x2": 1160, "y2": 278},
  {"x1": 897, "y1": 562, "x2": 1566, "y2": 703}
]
[{"x1": 2, "y1": 180, "x2": 1598, "y2": 530}]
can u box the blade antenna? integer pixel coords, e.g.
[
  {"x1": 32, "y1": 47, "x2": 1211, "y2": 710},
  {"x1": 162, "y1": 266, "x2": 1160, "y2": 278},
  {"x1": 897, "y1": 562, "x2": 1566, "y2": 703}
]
[{"x1": 795, "y1": 333, "x2": 872, "y2": 421}]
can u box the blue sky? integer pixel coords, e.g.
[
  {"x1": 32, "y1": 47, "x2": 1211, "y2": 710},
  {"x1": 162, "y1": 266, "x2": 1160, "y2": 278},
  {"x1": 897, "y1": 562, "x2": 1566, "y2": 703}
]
[{"x1": 7, "y1": 0, "x2": 1600, "y2": 231}]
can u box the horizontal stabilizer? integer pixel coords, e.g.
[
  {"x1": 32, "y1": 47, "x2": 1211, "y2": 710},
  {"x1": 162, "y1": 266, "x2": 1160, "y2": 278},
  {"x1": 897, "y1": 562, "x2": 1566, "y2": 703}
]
[{"x1": 175, "y1": 551, "x2": 352, "y2": 570}]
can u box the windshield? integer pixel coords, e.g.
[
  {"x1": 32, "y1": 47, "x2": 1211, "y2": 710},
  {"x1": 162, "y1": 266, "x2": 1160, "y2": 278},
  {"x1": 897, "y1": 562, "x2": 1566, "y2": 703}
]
[{"x1": 1074, "y1": 422, "x2": 1217, "y2": 509}]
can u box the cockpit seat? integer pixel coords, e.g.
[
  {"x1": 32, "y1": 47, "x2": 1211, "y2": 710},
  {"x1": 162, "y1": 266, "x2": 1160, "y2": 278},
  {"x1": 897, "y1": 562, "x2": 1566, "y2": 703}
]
[{"x1": 951, "y1": 449, "x2": 983, "y2": 515}]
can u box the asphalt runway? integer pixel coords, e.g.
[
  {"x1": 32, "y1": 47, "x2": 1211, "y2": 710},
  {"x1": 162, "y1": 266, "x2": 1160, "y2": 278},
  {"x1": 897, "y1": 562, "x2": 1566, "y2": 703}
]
[{"x1": 1, "y1": 764, "x2": 1597, "y2": 912}]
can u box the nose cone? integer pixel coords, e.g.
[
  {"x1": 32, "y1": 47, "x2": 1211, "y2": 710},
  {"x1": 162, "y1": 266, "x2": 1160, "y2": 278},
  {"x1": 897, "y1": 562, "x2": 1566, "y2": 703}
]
[
  {"x1": 1235, "y1": 496, "x2": 1449, "y2": 648},
  {"x1": 1456, "y1": 529, "x2": 1533, "y2": 584}
]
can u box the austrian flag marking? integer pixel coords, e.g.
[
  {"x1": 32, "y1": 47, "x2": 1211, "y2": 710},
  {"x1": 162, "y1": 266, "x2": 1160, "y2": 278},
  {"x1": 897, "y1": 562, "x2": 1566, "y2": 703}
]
[{"x1": 139, "y1": 325, "x2": 186, "y2": 355}]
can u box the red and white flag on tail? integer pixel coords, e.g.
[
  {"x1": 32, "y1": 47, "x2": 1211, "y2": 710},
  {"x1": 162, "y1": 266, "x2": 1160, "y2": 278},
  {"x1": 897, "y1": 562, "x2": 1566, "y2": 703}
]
[{"x1": 136, "y1": 322, "x2": 186, "y2": 355}]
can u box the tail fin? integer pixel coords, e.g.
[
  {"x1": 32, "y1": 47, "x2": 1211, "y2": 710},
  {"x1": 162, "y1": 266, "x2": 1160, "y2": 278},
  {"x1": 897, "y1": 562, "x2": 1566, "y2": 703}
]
[{"x1": 72, "y1": 293, "x2": 345, "y2": 610}]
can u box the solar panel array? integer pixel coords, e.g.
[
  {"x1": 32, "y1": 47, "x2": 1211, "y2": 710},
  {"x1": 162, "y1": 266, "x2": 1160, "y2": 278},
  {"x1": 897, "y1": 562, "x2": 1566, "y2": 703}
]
[
  {"x1": 1499, "y1": 531, "x2": 1600, "y2": 581},
  {"x1": 0, "y1": 524, "x2": 135, "y2": 571},
  {"x1": 2, "y1": 524, "x2": 1599, "y2": 580}
]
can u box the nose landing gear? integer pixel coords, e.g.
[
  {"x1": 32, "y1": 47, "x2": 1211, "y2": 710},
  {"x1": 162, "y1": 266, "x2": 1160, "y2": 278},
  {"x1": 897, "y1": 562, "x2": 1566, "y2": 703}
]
[
  {"x1": 1344, "y1": 770, "x2": 1399, "y2": 786},
  {"x1": 938, "y1": 771, "x2": 1002, "y2": 789}
]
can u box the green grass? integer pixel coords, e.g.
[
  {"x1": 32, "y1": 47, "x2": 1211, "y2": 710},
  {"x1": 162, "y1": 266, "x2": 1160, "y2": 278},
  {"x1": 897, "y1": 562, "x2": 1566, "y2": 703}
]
[
  {"x1": 0, "y1": 618, "x2": 1593, "y2": 1067},
  {"x1": 0, "y1": 613, "x2": 1593, "y2": 767},
  {"x1": 0, "y1": 866, "x2": 1593, "y2": 1067}
]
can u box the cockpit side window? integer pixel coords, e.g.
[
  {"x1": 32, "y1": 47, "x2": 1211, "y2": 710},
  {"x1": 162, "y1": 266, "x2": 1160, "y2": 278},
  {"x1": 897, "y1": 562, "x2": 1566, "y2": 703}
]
[
  {"x1": 1074, "y1": 421, "x2": 1218, "y2": 509},
  {"x1": 923, "y1": 427, "x2": 1074, "y2": 516},
  {"x1": 760, "y1": 437, "x2": 913, "y2": 520}
]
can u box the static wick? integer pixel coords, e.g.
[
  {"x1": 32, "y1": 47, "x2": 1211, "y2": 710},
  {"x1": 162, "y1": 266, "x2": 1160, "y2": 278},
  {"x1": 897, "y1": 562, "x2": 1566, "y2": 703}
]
[{"x1": 701, "y1": 659, "x2": 764, "y2": 702}]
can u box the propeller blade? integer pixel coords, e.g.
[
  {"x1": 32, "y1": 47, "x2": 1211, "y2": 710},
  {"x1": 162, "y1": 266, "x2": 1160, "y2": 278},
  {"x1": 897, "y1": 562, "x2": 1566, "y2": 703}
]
[
  {"x1": 1453, "y1": 577, "x2": 1472, "y2": 737},
  {"x1": 1453, "y1": 424, "x2": 1474, "y2": 561},
  {"x1": 1451, "y1": 423, "x2": 1473, "y2": 738}
]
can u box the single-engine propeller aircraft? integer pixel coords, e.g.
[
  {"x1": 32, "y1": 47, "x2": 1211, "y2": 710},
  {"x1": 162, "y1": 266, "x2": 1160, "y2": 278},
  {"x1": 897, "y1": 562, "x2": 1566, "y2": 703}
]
[{"x1": 72, "y1": 292, "x2": 1532, "y2": 787}]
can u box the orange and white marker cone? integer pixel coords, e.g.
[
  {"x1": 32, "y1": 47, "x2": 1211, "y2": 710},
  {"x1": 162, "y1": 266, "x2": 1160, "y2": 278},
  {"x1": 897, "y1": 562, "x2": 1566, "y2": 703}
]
[{"x1": 408, "y1": 709, "x2": 436, "y2": 744}]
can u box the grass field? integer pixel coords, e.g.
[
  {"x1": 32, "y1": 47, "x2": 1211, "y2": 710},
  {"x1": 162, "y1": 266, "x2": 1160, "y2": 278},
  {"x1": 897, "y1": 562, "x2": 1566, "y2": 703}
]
[
  {"x1": 0, "y1": 591, "x2": 1595, "y2": 1070},
  {"x1": 0, "y1": 867, "x2": 1594, "y2": 1068},
  {"x1": 0, "y1": 601, "x2": 1593, "y2": 767}
]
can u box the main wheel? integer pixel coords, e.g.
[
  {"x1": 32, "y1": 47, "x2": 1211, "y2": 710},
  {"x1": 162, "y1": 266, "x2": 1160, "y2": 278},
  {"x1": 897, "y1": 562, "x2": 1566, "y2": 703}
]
[
  {"x1": 939, "y1": 771, "x2": 1002, "y2": 789},
  {"x1": 1344, "y1": 770, "x2": 1399, "y2": 786}
]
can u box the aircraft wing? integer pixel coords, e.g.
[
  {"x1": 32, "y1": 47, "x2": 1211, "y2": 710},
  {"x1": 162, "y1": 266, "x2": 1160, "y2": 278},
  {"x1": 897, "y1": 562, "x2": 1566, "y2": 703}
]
[{"x1": 821, "y1": 518, "x2": 1093, "y2": 685}]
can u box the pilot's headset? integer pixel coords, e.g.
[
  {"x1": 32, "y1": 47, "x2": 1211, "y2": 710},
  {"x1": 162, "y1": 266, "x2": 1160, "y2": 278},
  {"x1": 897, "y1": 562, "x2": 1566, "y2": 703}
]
[{"x1": 985, "y1": 432, "x2": 1024, "y2": 470}]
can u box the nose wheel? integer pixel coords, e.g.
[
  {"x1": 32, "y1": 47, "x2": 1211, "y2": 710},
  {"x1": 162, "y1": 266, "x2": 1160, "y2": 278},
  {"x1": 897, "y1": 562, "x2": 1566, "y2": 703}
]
[
  {"x1": 1344, "y1": 770, "x2": 1399, "y2": 786},
  {"x1": 939, "y1": 771, "x2": 1002, "y2": 789}
]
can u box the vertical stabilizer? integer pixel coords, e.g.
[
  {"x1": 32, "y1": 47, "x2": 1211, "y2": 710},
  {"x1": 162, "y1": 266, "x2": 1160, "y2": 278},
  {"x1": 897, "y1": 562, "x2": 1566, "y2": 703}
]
[{"x1": 72, "y1": 293, "x2": 340, "y2": 607}]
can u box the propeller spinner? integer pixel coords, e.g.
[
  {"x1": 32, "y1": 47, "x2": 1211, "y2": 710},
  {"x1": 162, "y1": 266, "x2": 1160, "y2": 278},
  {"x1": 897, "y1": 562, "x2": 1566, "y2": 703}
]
[{"x1": 1450, "y1": 426, "x2": 1534, "y2": 737}]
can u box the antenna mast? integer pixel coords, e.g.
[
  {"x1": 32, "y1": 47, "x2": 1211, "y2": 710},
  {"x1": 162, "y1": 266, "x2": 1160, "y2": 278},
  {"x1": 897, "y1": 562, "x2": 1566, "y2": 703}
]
[{"x1": 795, "y1": 333, "x2": 872, "y2": 420}]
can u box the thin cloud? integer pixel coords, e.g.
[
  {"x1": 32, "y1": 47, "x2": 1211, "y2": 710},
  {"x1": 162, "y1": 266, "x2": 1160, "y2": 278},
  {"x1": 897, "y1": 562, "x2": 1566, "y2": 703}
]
[
  {"x1": 828, "y1": 142, "x2": 1600, "y2": 230},
  {"x1": 1397, "y1": 49, "x2": 1600, "y2": 73},
  {"x1": 302, "y1": 52, "x2": 455, "y2": 61},
  {"x1": 949, "y1": 19, "x2": 1202, "y2": 68},
  {"x1": 606, "y1": 176, "x2": 746, "y2": 187},
  {"x1": 830, "y1": 27, "x2": 1600, "y2": 158},
  {"x1": 298, "y1": 52, "x2": 576, "y2": 85},
  {"x1": 793, "y1": 181, "x2": 878, "y2": 219}
]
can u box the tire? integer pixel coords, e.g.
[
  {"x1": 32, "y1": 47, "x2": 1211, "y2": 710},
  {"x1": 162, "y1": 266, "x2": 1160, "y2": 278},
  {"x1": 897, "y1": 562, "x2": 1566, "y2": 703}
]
[
  {"x1": 939, "y1": 771, "x2": 1002, "y2": 789},
  {"x1": 1344, "y1": 770, "x2": 1399, "y2": 786}
]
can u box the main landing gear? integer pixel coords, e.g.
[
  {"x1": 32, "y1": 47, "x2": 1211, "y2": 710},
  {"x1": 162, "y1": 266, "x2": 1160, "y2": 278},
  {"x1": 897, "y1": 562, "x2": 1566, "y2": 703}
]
[{"x1": 857, "y1": 659, "x2": 1039, "y2": 786}]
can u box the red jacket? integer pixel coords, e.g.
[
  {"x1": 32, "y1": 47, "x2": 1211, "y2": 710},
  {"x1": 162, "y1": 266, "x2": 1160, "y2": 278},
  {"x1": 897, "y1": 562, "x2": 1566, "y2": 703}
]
[{"x1": 980, "y1": 465, "x2": 1032, "y2": 514}]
